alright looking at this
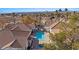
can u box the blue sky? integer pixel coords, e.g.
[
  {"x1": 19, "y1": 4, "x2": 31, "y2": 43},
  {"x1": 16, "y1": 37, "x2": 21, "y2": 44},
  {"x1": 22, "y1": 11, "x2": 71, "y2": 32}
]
[{"x1": 0, "y1": 8, "x2": 79, "y2": 13}]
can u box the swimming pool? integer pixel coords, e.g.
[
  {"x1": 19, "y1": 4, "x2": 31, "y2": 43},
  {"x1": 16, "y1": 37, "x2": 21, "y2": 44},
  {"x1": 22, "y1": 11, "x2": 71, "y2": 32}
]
[{"x1": 35, "y1": 31, "x2": 45, "y2": 41}]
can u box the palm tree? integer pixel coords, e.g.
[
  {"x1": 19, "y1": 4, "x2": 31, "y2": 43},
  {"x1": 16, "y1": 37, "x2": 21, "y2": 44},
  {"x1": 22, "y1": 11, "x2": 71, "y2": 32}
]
[
  {"x1": 73, "y1": 11, "x2": 76, "y2": 15},
  {"x1": 58, "y1": 9, "x2": 62, "y2": 21},
  {"x1": 59, "y1": 9, "x2": 62, "y2": 12},
  {"x1": 38, "y1": 13, "x2": 42, "y2": 25},
  {"x1": 21, "y1": 14, "x2": 24, "y2": 23},
  {"x1": 65, "y1": 8, "x2": 68, "y2": 21},
  {"x1": 55, "y1": 10, "x2": 60, "y2": 21},
  {"x1": 55, "y1": 10, "x2": 58, "y2": 16},
  {"x1": 65, "y1": 8, "x2": 68, "y2": 12},
  {"x1": 12, "y1": 13, "x2": 16, "y2": 24}
]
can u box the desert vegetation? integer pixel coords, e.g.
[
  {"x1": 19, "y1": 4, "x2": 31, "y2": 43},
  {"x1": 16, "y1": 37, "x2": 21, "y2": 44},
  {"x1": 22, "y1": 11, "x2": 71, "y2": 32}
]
[
  {"x1": 43, "y1": 9, "x2": 79, "y2": 50},
  {"x1": 0, "y1": 8, "x2": 79, "y2": 50}
]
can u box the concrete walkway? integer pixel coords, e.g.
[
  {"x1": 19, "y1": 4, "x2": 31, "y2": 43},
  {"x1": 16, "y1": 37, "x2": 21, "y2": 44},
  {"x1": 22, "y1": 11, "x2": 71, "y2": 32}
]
[{"x1": 49, "y1": 19, "x2": 63, "y2": 29}]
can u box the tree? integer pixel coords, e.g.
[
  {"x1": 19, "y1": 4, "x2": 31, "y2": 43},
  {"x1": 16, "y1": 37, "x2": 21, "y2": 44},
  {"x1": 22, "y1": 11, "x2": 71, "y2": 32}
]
[
  {"x1": 43, "y1": 31, "x2": 71, "y2": 50},
  {"x1": 56, "y1": 10, "x2": 58, "y2": 13},
  {"x1": 21, "y1": 15, "x2": 38, "y2": 25},
  {"x1": 59, "y1": 9, "x2": 62, "y2": 12},
  {"x1": 43, "y1": 10, "x2": 79, "y2": 50},
  {"x1": 65, "y1": 8, "x2": 68, "y2": 12},
  {"x1": 65, "y1": 8, "x2": 68, "y2": 20},
  {"x1": 44, "y1": 14, "x2": 79, "y2": 50},
  {"x1": 55, "y1": 9, "x2": 61, "y2": 21},
  {"x1": 58, "y1": 9, "x2": 62, "y2": 20},
  {"x1": 68, "y1": 15, "x2": 79, "y2": 29},
  {"x1": 55, "y1": 32, "x2": 66, "y2": 42},
  {"x1": 20, "y1": 14, "x2": 24, "y2": 23},
  {"x1": 55, "y1": 10, "x2": 59, "y2": 20},
  {"x1": 12, "y1": 13, "x2": 16, "y2": 24},
  {"x1": 73, "y1": 11, "x2": 76, "y2": 15}
]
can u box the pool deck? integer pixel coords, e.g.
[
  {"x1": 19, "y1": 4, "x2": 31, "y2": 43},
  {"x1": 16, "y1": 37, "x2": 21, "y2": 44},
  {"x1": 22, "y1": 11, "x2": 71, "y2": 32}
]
[
  {"x1": 39, "y1": 32, "x2": 52, "y2": 44},
  {"x1": 39, "y1": 19, "x2": 64, "y2": 44}
]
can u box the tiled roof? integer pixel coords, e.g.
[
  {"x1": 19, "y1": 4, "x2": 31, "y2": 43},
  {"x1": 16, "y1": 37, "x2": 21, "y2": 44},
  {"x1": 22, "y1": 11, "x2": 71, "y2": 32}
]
[
  {"x1": 0, "y1": 22, "x2": 36, "y2": 49},
  {"x1": 11, "y1": 30, "x2": 31, "y2": 49},
  {"x1": 0, "y1": 29, "x2": 15, "y2": 49},
  {"x1": 5, "y1": 23, "x2": 32, "y2": 31}
]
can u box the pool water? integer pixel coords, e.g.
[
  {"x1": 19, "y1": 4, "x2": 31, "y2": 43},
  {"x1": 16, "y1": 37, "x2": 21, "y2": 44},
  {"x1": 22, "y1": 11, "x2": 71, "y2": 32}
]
[
  {"x1": 35, "y1": 31, "x2": 45, "y2": 40},
  {"x1": 36, "y1": 44, "x2": 43, "y2": 49}
]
